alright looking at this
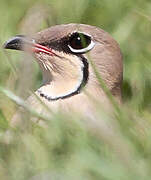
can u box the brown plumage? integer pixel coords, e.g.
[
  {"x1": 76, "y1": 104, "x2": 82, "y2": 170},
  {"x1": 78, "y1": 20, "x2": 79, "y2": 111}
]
[{"x1": 4, "y1": 24, "x2": 123, "y2": 126}]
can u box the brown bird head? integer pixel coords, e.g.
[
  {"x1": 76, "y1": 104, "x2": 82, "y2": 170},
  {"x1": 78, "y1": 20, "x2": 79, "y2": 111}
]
[{"x1": 4, "y1": 24, "x2": 123, "y2": 102}]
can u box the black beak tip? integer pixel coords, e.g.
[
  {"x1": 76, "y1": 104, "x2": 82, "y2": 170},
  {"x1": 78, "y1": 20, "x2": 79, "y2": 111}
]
[
  {"x1": 3, "y1": 40, "x2": 12, "y2": 49},
  {"x1": 3, "y1": 35, "x2": 26, "y2": 50}
]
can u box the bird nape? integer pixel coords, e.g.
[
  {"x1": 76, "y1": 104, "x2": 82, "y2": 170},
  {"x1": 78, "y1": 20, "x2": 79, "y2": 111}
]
[{"x1": 4, "y1": 23, "x2": 123, "y2": 127}]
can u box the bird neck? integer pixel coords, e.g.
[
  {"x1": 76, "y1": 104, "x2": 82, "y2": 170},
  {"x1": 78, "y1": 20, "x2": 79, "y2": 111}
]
[{"x1": 37, "y1": 54, "x2": 89, "y2": 101}]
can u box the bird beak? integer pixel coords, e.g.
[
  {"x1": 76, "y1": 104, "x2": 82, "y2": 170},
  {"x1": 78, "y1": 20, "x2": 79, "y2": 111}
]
[{"x1": 3, "y1": 35, "x2": 55, "y2": 56}]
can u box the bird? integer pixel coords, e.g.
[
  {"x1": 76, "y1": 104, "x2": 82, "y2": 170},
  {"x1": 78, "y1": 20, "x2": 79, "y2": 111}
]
[{"x1": 4, "y1": 23, "x2": 123, "y2": 127}]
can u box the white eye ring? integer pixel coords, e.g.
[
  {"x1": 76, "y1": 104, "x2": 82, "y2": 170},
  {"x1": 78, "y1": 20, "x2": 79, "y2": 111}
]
[{"x1": 68, "y1": 40, "x2": 95, "y2": 53}]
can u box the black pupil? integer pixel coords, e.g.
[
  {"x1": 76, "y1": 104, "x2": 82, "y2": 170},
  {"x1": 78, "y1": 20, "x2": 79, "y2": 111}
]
[{"x1": 69, "y1": 33, "x2": 91, "y2": 50}]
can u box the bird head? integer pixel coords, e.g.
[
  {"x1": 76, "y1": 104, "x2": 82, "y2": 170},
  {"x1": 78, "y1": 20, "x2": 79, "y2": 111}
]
[{"x1": 4, "y1": 24, "x2": 123, "y2": 101}]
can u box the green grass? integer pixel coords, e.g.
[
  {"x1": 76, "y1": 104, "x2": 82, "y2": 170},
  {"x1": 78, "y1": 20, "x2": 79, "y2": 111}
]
[{"x1": 0, "y1": 0, "x2": 151, "y2": 179}]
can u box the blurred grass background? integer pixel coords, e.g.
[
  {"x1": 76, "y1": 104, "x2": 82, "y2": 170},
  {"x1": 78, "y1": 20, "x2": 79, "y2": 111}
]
[{"x1": 0, "y1": 0, "x2": 151, "y2": 179}]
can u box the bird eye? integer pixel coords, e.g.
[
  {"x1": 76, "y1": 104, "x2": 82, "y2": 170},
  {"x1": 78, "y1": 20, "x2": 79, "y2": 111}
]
[{"x1": 68, "y1": 32, "x2": 95, "y2": 53}]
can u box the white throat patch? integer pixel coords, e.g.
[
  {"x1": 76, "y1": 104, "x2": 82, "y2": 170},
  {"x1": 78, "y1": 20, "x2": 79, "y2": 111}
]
[{"x1": 36, "y1": 52, "x2": 88, "y2": 101}]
